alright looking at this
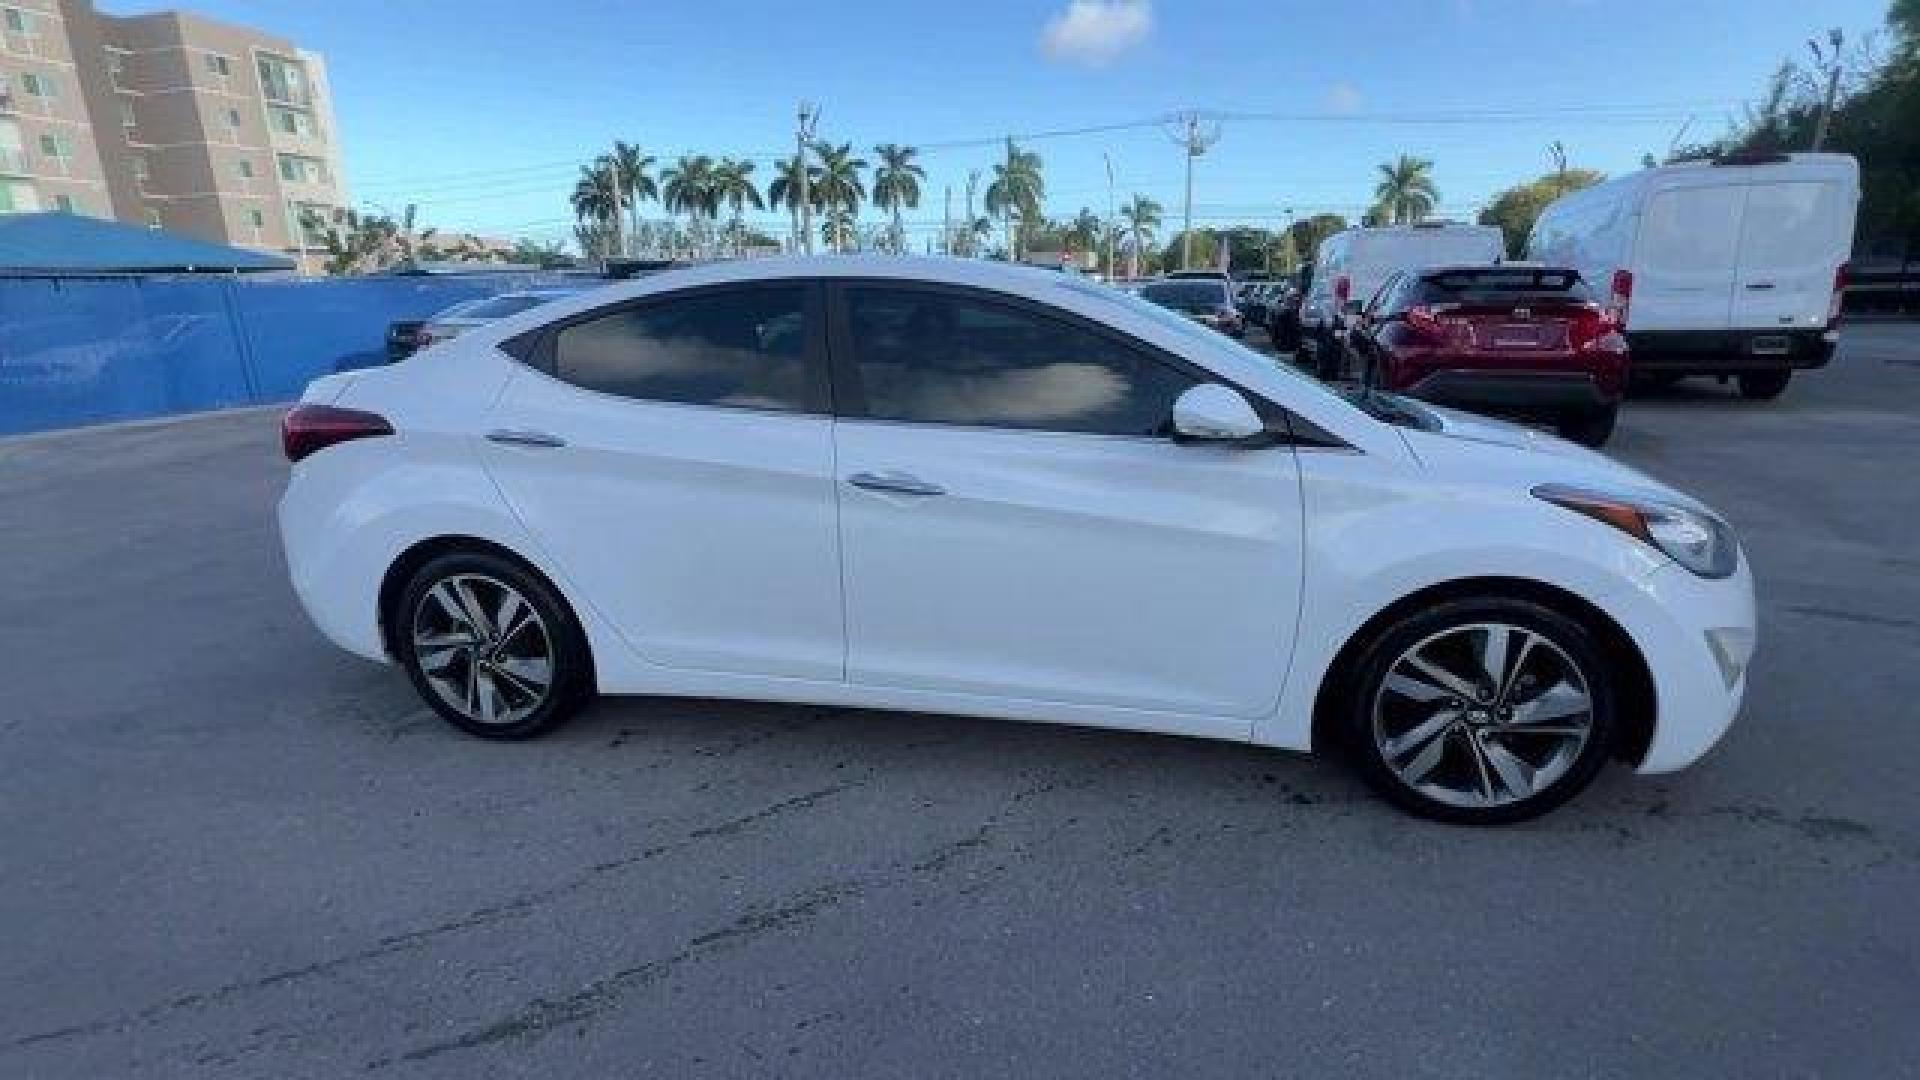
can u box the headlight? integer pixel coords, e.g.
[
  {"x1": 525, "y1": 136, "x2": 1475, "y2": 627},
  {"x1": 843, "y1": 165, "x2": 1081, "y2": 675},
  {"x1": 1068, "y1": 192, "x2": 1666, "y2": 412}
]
[{"x1": 1532, "y1": 484, "x2": 1740, "y2": 579}]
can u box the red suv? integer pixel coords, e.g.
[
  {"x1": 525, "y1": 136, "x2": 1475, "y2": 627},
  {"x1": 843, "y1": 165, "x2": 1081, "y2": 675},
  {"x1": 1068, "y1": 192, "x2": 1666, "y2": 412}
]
[{"x1": 1346, "y1": 264, "x2": 1629, "y2": 445}]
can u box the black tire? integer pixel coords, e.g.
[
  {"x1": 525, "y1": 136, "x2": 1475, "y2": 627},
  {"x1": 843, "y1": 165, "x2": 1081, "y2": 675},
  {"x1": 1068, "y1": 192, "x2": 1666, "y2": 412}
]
[
  {"x1": 1337, "y1": 596, "x2": 1619, "y2": 825},
  {"x1": 394, "y1": 549, "x2": 594, "y2": 740},
  {"x1": 1738, "y1": 371, "x2": 1791, "y2": 400},
  {"x1": 1557, "y1": 405, "x2": 1618, "y2": 447}
]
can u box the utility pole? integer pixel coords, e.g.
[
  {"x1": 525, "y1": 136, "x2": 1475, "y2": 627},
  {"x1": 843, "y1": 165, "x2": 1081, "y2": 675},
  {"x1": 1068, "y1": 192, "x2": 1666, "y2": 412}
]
[
  {"x1": 1166, "y1": 110, "x2": 1221, "y2": 271},
  {"x1": 796, "y1": 101, "x2": 819, "y2": 255},
  {"x1": 1102, "y1": 152, "x2": 1116, "y2": 280},
  {"x1": 964, "y1": 170, "x2": 979, "y2": 258},
  {"x1": 1809, "y1": 28, "x2": 1846, "y2": 151},
  {"x1": 943, "y1": 185, "x2": 952, "y2": 257},
  {"x1": 608, "y1": 157, "x2": 625, "y2": 262}
]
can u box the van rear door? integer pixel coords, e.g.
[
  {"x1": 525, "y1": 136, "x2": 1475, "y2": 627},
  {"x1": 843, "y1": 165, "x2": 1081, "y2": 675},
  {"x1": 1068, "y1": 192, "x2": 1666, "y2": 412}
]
[
  {"x1": 1730, "y1": 179, "x2": 1850, "y2": 331},
  {"x1": 1631, "y1": 182, "x2": 1744, "y2": 332}
]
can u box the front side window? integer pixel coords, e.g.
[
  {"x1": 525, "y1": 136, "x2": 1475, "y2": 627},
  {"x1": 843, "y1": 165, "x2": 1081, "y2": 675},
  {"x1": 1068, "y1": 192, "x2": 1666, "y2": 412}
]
[
  {"x1": 841, "y1": 287, "x2": 1196, "y2": 437},
  {"x1": 552, "y1": 286, "x2": 813, "y2": 412}
]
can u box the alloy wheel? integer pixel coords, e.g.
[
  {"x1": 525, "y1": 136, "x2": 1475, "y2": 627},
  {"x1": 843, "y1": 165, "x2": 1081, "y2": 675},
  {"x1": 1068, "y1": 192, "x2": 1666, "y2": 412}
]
[
  {"x1": 410, "y1": 573, "x2": 554, "y2": 727},
  {"x1": 1370, "y1": 622, "x2": 1594, "y2": 809}
]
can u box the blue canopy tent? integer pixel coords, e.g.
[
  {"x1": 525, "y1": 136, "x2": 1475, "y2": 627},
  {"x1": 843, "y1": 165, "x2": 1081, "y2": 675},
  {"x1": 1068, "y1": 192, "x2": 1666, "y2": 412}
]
[{"x1": 0, "y1": 213, "x2": 294, "y2": 275}]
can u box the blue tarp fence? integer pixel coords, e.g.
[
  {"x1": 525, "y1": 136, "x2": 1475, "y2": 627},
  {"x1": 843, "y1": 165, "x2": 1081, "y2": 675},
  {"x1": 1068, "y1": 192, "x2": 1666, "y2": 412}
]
[{"x1": 0, "y1": 273, "x2": 573, "y2": 436}]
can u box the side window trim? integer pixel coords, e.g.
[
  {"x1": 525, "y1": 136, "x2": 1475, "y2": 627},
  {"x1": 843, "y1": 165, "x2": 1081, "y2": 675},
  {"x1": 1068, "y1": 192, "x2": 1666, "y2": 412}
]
[{"x1": 508, "y1": 279, "x2": 832, "y2": 415}]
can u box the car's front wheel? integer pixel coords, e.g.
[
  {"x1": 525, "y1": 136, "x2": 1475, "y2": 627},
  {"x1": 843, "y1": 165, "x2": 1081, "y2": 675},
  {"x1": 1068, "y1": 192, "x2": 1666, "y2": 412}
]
[
  {"x1": 1557, "y1": 405, "x2": 1618, "y2": 447},
  {"x1": 1340, "y1": 597, "x2": 1618, "y2": 824},
  {"x1": 396, "y1": 550, "x2": 593, "y2": 740}
]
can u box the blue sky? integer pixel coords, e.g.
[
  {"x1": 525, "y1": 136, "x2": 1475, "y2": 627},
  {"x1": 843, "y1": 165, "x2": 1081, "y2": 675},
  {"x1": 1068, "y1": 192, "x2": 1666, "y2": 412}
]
[{"x1": 112, "y1": 0, "x2": 1892, "y2": 247}]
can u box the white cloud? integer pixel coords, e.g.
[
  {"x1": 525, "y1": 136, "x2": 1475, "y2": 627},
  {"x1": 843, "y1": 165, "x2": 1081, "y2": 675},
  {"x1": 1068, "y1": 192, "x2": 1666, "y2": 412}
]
[
  {"x1": 1325, "y1": 81, "x2": 1363, "y2": 114},
  {"x1": 1040, "y1": 0, "x2": 1152, "y2": 67}
]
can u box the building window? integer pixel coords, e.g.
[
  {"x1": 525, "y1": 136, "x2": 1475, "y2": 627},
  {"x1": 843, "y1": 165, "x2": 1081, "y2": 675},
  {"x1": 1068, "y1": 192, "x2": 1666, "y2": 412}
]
[
  {"x1": 108, "y1": 54, "x2": 126, "y2": 80},
  {"x1": 130, "y1": 156, "x2": 149, "y2": 184},
  {"x1": 277, "y1": 153, "x2": 328, "y2": 186},
  {"x1": 205, "y1": 53, "x2": 231, "y2": 78},
  {"x1": 248, "y1": 207, "x2": 265, "y2": 228},
  {"x1": 255, "y1": 53, "x2": 310, "y2": 107},
  {"x1": 145, "y1": 207, "x2": 162, "y2": 228},
  {"x1": 236, "y1": 159, "x2": 253, "y2": 179},
  {"x1": 3, "y1": 7, "x2": 36, "y2": 37},
  {"x1": 120, "y1": 101, "x2": 137, "y2": 127},
  {"x1": 37, "y1": 132, "x2": 69, "y2": 161},
  {"x1": 55, "y1": 193, "x2": 76, "y2": 212},
  {"x1": 268, "y1": 105, "x2": 316, "y2": 139},
  {"x1": 226, "y1": 107, "x2": 242, "y2": 129},
  {"x1": 20, "y1": 72, "x2": 54, "y2": 99},
  {"x1": 1, "y1": 178, "x2": 41, "y2": 213}
]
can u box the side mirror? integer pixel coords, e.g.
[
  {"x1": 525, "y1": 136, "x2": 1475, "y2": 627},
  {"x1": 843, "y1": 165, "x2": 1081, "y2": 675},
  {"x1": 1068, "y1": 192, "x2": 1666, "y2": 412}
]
[{"x1": 1173, "y1": 383, "x2": 1265, "y2": 442}]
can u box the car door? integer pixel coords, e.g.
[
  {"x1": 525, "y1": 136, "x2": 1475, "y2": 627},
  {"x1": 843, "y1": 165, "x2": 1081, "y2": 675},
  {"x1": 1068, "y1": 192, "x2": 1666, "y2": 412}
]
[
  {"x1": 1729, "y1": 179, "x2": 1847, "y2": 331},
  {"x1": 827, "y1": 281, "x2": 1304, "y2": 737},
  {"x1": 479, "y1": 281, "x2": 845, "y2": 681},
  {"x1": 1631, "y1": 181, "x2": 1745, "y2": 332}
]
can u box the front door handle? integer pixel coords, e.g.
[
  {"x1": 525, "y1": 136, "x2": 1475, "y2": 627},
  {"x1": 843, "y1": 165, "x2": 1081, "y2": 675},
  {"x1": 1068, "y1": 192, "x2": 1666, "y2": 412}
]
[
  {"x1": 1745, "y1": 281, "x2": 1777, "y2": 291},
  {"x1": 848, "y1": 471, "x2": 945, "y2": 497},
  {"x1": 486, "y1": 428, "x2": 567, "y2": 448}
]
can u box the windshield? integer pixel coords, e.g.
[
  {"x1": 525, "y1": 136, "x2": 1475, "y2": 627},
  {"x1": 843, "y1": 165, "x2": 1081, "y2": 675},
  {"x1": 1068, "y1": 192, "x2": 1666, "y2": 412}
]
[{"x1": 1139, "y1": 280, "x2": 1228, "y2": 309}]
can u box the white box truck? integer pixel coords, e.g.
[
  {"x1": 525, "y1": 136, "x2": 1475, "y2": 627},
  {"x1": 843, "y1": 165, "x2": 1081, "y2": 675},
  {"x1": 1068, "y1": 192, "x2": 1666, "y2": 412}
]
[
  {"x1": 1527, "y1": 152, "x2": 1858, "y2": 399},
  {"x1": 1298, "y1": 222, "x2": 1505, "y2": 379}
]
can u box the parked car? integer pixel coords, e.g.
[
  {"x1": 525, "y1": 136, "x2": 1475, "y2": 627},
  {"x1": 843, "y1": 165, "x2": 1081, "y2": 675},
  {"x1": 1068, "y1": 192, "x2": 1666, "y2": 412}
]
[
  {"x1": 1238, "y1": 282, "x2": 1277, "y2": 327},
  {"x1": 1300, "y1": 222, "x2": 1505, "y2": 380},
  {"x1": 414, "y1": 289, "x2": 589, "y2": 351},
  {"x1": 1268, "y1": 267, "x2": 1311, "y2": 351},
  {"x1": 1528, "y1": 152, "x2": 1858, "y2": 399},
  {"x1": 1346, "y1": 264, "x2": 1629, "y2": 446},
  {"x1": 279, "y1": 256, "x2": 1754, "y2": 825},
  {"x1": 1139, "y1": 277, "x2": 1246, "y2": 337}
]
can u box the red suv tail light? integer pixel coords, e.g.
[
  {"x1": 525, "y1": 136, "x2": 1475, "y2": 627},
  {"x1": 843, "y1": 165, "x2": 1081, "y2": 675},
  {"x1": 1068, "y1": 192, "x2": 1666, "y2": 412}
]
[
  {"x1": 282, "y1": 404, "x2": 393, "y2": 463},
  {"x1": 1608, "y1": 269, "x2": 1633, "y2": 325},
  {"x1": 1828, "y1": 262, "x2": 1848, "y2": 326},
  {"x1": 1569, "y1": 303, "x2": 1624, "y2": 351}
]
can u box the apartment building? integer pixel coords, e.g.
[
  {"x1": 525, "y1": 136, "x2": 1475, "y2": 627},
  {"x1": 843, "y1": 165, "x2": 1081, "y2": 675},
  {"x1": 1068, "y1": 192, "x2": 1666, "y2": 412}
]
[{"x1": 0, "y1": 0, "x2": 345, "y2": 271}]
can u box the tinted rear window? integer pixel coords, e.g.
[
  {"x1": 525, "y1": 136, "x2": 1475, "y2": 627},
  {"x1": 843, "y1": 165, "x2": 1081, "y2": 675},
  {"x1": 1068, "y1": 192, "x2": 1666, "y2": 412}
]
[
  {"x1": 1140, "y1": 281, "x2": 1229, "y2": 308},
  {"x1": 1417, "y1": 269, "x2": 1591, "y2": 304}
]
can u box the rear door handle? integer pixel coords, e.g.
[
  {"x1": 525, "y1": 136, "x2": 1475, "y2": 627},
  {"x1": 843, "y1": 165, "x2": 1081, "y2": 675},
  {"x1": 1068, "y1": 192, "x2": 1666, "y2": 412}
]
[
  {"x1": 848, "y1": 471, "x2": 945, "y2": 497},
  {"x1": 486, "y1": 428, "x2": 567, "y2": 448},
  {"x1": 1745, "y1": 282, "x2": 1777, "y2": 290}
]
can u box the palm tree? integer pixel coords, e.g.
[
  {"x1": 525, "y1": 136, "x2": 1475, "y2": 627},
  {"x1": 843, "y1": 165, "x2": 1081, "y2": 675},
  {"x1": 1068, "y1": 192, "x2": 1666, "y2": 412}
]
[
  {"x1": 712, "y1": 157, "x2": 764, "y2": 254},
  {"x1": 810, "y1": 141, "x2": 867, "y2": 252},
  {"x1": 1119, "y1": 194, "x2": 1162, "y2": 278},
  {"x1": 608, "y1": 141, "x2": 658, "y2": 241},
  {"x1": 1066, "y1": 207, "x2": 1102, "y2": 264},
  {"x1": 570, "y1": 162, "x2": 618, "y2": 231},
  {"x1": 661, "y1": 155, "x2": 719, "y2": 254},
  {"x1": 871, "y1": 143, "x2": 925, "y2": 254},
  {"x1": 1374, "y1": 155, "x2": 1439, "y2": 224},
  {"x1": 985, "y1": 138, "x2": 1045, "y2": 261},
  {"x1": 768, "y1": 153, "x2": 821, "y2": 251}
]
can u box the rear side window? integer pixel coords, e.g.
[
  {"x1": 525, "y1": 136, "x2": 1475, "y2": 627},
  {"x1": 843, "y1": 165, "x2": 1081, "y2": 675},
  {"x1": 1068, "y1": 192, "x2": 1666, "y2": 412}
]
[
  {"x1": 841, "y1": 287, "x2": 1196, "y2": 437},
  {"x1": 1737, "y1": 182, "x2": 1837, "y2": 271},
  {"x1": 553, "y1": 286, "x2": 812, "y2": 412},
  {"x1": 1641, "y1": 186, "x2": 1743, "y2": 274},
  {"x1": 1417, "y1": 268, "x2": 1592, "y2": 304}
]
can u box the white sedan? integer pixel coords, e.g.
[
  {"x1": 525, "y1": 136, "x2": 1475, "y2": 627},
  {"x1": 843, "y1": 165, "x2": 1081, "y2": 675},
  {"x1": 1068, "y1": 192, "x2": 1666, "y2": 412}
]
[{"x1": 278, "y1": 257, "x2": 1754, "y2": 824}]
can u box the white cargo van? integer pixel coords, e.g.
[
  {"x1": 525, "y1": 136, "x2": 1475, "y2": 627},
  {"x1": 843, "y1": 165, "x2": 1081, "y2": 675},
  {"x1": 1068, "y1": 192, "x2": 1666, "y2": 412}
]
[
  {"x1": 1528, "y1": 153, "x2": 1858, "y2": 399},
  {"x1": 1299, "y1": 222, "x2": 1504, "y2": 378}
]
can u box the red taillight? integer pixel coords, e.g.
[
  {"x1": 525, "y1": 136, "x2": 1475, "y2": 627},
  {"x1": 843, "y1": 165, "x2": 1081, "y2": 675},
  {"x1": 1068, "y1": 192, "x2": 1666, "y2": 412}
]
[
  {"x1": 1404, "y1": 304, "x2": 1441, "y2": 333},
  {"x1": 1608, "y1": 269, "x2": 1633, "y2": 325},
  {"x1": 1828, "y1": 262, "x2": 1848, "y2": 326},
  {"x1": 1333, "y1": 275, "x2": 1351, "y2": 306},
  {"x1": 1570, "y1": 303, "x2": 1624, "y2": 351},
  {"x1": 282, "y1": 404, "x2": 393, "y2": 463}
]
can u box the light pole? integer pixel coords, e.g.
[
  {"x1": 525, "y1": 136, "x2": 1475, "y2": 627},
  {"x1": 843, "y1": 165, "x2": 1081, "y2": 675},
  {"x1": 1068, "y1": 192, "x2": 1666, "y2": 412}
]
[
  {"x1": 1165, "y1": 111, "x2": 1221, "y2": 271},
  {"x1": 1102, "y1": 152, "x2": 1116, "y2": 280}
]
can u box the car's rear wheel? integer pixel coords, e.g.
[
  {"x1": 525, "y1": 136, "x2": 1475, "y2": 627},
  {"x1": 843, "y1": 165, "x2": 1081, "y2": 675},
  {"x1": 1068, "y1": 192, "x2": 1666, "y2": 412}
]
[
  {"x1": 396, "y1": 550, "x2": 592, "y2": 740},
  {"x1": 1340, "y1": 597, "x2": 1618, "y2": 825},
  {"x1": 1738, "y1": 371, "x2": 1791, "y2": 400},
  {"x1": 1557, "y1": 405, "x2": 1618, "y2": 447}
]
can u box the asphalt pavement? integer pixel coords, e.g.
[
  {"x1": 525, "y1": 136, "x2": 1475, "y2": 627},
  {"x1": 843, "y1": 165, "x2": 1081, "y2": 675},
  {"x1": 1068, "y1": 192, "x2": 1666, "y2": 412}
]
[{"x1": 2, "y1": 323, "x2": 1916, "y2": 1079}]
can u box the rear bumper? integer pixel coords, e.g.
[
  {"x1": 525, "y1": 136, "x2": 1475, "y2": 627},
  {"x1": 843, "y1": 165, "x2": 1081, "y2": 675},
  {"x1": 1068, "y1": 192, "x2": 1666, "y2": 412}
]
[
  {"x1": 1402, "y1": 369, "x2": 1617, "y2": 414},
  {"x1": 1628, "y1": 327, "x2": 1837, "y2": 372}
]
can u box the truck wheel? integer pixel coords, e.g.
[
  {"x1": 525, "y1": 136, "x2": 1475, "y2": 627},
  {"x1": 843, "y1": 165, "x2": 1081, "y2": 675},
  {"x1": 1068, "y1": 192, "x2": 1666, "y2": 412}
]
[{"x1": 1738, "y1": 371, "x2": 1791, "y2": 400}]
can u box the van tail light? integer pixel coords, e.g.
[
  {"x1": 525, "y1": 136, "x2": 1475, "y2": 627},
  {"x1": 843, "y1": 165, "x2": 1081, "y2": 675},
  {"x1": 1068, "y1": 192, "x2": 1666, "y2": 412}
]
[
  {"x1": 1333, "y1": 275, "x2": 1351, "y2": 307},
  {"x1": 1828, "y1": 262, "x2": 1848, "y2": 326},
  {"x1": 1608, "y1": 268, "x2": 1633, "y2": 326},
  {"x1": 282, "y1": 404, "x2": 393, "y2": 462}
]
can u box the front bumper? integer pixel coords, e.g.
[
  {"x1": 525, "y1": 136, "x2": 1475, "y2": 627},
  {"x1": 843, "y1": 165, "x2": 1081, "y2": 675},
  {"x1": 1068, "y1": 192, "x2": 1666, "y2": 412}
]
[{"x1": 1609, "y1": 555, "x2": 1757, "y2": 774}]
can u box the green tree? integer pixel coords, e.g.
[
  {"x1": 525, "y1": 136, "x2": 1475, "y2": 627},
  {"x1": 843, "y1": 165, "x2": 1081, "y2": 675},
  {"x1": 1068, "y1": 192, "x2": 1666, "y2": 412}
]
[
  {"x1": 1161, "y1": 229, "x2": 1218, "y2": 270},
  {"x1": 811, "y1": 141, "x2": 868, "y2": 252},
  {"x1": 871, "y1": 143, "x2": 925, "y2": 254},
  {"x1": 1284, "y1": 214, "x2": 1347, "y2": 271},
  {"x1": 1478, "y1": 168, "x2": 1605, "y2": 257},
  {"x1": 1119, "y1": 194, "x2": 1161, "y2": 277},
  {"x1": 510, "y1": 237, "x2": 572, "y2": 268},
  {"x1": 985, "y1": 138, "x2": 1045, "y2": 260},
  {"x1": 712, "y1": 157, "x2": 764, "y2": 254},
  {"x1": 1374, "y1": 155, "x2": 1440, "y2": 224},
  {"x1": 661, "y1": 155, "x2": 720, "y2": 252}
]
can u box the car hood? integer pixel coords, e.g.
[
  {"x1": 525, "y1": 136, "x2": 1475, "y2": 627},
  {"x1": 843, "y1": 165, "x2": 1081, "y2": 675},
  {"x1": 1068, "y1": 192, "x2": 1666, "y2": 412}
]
[{"x1": 1397, "y1": 404, "x2": 1707, "y2": 511}]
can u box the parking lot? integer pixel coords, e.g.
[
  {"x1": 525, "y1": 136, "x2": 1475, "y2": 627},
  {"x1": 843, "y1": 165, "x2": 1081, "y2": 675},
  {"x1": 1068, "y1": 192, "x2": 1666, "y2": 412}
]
[{"x1": 3, "y1": 322, "x2": 1917, "y2": 1078}]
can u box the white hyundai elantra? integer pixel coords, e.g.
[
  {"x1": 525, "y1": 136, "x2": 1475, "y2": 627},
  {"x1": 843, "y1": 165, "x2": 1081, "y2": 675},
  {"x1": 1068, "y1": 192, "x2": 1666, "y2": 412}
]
[{"x1": 279, "y1": 257, "x2": 1754, "y2": 824}]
